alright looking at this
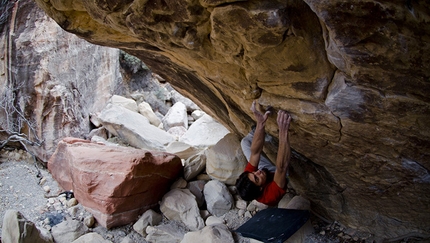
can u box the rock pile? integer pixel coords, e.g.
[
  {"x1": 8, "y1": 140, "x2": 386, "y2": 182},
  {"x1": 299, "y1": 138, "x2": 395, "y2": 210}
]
[{"x1": 0, "y1": 94, "x2": 379, "y2": 242}]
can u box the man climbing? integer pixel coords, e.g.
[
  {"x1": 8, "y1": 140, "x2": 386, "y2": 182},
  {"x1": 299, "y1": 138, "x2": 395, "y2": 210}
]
[{"x1": 235, "y1": 101, "x2": 291, "y2": 206}]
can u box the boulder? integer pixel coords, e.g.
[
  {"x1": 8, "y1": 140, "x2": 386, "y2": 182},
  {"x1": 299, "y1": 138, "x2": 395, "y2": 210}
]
[
  {"x1": 1, "y1": 210, "x2": 53, "y2": 243},
  {"x1": 160, "y1": 189, "x2": 205, "y2": 231},
  {"x1": 206, "y1": 133, "x2": 247, "y2": 185},
  {"x1": 183, "y1": 152, "x2": 207, "y2": 181},
  {"x1": 108, "y1": 95, "x2": 138, "y2": 112},
  {"x1": 181, "y1": 224, "x2": 234, "y2": 243},
  {"x1": 165, "y1": 141, "x2": 204, "y2": 160},
  {"x1": 179, "y1": 114, "x2": 230, "y2": 147},
  {"x1": 98, "y1": 104, "x2": 175, "y2": 151},
  {"x1": 51, "y1": 220, "x2": 88, "y2": 243},
  {"x1": 48, "y1": 137, "x2": 183, "y2": 228},
  {"x1": 145, "y1": 224, "x2": 186, "y2": 243},
  {"x1": 138, "y1": 101, "x2": 162, "y2": 127},
  {"x1": 133, "y1": 209, "x2": 163, "y2": 237},
  {"x1": 203, "y1": 180, "x2": 234, "y2": 217},
  {"x1": 162, "y1": 102, "x2": 189, "y2": 131}
]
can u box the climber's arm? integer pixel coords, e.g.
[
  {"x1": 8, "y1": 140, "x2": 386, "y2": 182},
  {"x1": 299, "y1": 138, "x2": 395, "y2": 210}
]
[
  {"x1": 248, "y1": 101, "x2": 271, "y2": 168},
  {"x1": 273, "y1": 110, "x2": 291, "y2": 189}
]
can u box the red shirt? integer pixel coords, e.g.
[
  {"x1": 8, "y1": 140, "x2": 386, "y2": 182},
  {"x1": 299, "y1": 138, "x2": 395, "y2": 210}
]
[{"x1": 244, "y1": 163, "x2": 286, "y2": 206}]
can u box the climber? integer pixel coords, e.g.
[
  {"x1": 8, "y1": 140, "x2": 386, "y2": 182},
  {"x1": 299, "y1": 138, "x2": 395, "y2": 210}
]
[{"x1": 235, "y1": 101, "x2": 291, "y2": 206}]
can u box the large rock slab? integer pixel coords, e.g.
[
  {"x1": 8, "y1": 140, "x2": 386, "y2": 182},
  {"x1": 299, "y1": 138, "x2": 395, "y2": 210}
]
[
  {"x1": 29, "y1": 0, "x2": 430, "y2": 238},
  {"x1": 48, "y1": 137, "x2": 183, "y2": 228},
  {"x1": 179, "y1": 114, "x2": 230, "y2": 147},
  {"x1": 98, "y1": 104, "x2": 175, "y2": 151}
]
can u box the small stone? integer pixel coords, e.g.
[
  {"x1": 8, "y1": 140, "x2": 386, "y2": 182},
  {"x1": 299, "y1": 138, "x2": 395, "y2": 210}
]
[
  {"x1": 319, "y1": 230, "x2": 326, "y2": 235},
  {"x1": 337, "y1": 232, "x2": 344, "y2": 237},
  {"x1": 39, "y1": 177, "x2": 47, "y2": 185},
  {"x1": 48, "y1": 198, "x2": 55, "y2": 204},
  {"x1": 43, "y1": 186, "x2": 50, "y2": 193},
  {"x1": 244, "y1": 211, "x2": 252, "y2": 218},
  {"x1": 238, "y1": 209, "x2": 245, "y2": 217},
  {"x1": 67, "y1": 198, "x2": 78, "y2": 207},
  {"x1": 68, "y1": 206, "x2": 79, "y2": 217},
  {"x1": 84, "y1": 215, "x2": 95, "y2": 228}
]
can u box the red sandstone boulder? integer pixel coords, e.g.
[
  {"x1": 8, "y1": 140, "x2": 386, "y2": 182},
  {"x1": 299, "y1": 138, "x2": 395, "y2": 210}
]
[{"x1": 48, "y1": 137, "x2": 183, "y2": 228}]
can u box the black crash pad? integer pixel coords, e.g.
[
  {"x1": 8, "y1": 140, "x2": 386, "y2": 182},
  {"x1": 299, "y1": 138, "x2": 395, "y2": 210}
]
[{"x1": 235, "y1": 208, "x2": 310, "y2": 243}]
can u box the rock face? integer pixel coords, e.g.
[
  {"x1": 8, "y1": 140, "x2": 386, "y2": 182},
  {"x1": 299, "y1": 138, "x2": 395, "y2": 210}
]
[
  {"x1": 9, "y1": 0, "x2": 430, "y2": 238},
  {"x1": 48, "y1": 137, "x2": 183, "y2": 228},
  {"x1": 0, "y1": 0, "x2": 125, "y2": 162}
]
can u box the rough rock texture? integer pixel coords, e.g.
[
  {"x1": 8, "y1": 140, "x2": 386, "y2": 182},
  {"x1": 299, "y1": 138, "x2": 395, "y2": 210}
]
[
  {"x1": 22, "y1": 0, "x2": 430, "y2": 239},
  {"x1": 0, "y1": 0, "x2": 125, "y2": 162},
  {"x1": 48, "y1": 137, "x2": 183, "y2": 228}
]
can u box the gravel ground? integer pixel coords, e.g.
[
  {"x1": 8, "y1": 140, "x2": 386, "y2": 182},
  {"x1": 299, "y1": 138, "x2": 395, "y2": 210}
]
[{"x1": 1, "y1": 149, "x2": 415, "y2": 243}]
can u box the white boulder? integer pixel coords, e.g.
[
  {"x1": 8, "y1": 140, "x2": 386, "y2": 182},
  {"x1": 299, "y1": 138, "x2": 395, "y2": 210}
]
[
  {"x1": 98, "y1": 104, "x2": 175, "y2": 150},
  {"x1": 179, "y1": 114, "x2": 229, "y2": 147},
  {"x1": 206, "y1": 133, "x2": 247, "y2": 185},
  {"x1": 160, "y1": 189, "x2": 205, "y2": 231},
  {"x1": 203, "y1": 180, "x2": 233, "y2": 217},
  {"x1": 109, "y1": 95, "x2": 138, "y2": 112},
  {"x1": 162, "y1": 102, "x2": 188, "y2": 131}
]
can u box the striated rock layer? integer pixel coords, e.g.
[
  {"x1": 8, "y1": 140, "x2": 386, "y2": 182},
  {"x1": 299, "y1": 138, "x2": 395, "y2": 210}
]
[
  {"x1": 32, "y1": 0, "x2": 430, "y2": 239},
  {"x1": 48, "y1": 137, "x2": 183, "y2": 228}
]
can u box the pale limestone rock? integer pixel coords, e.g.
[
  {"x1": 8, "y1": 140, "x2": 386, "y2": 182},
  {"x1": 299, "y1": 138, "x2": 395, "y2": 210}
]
[
  {"x1": 246, "y1": 200, "x2": 268, "y2": 212},
  {"x1": 87, "y1": 127, "x2": 108, "y2": 141},
  {"x1": 191, "y1": 110, "x2": 205, "y2": 120},
  {"x1": 99, "y1": 104, "x2": 175, "y2": 151},
  {"x1": 90, "y1": 135, "x2": 120, "y2": 147},
  {"x1": 181, "y1": 224, "x2": 234, "y2": 243},
  {"x1": 179, "y1": 114, "x2": 230, "y2": 147},
  {"x1": 138, "y1": 101, "x2": 162, "y2": 127},
  {"x1": 51, "y1": 220, "x2": 88, "y2": 243},
  {"x1": 165, "y1": 141, "x2": 204, "y2": 160},
  {"x1": 167, "y1": 126, "x2": 188, "y2": 140},
  {"x1": 133, "y1": 209, "x2": 163, "y2": 237},
  {"x1": 170, "y1": 89, "x2": 200, "y2": 111},
  {"x1": 203, "y1": 180, "x2": 233, "y2": 217},
  {"x1": 206, "y1": 133, "x2": 247, "y2": 185},
  {"x1": 71, "y1": 233, "x2": 112, "y2": 243},
  {"x1": 205, "y1": 216, "x2": 224, "y2": 226},
  {"x1": 109, "y1": 95, "x2": 138, "y2": 112},
  {"x1": 160, "y1": 189, "x2": 205, "y2": 231},
  {"x1": 183, "y1": 152, "x2": 207, "y2": 181},
  {"x1": 83, "y1": 215, "x2": 95, "y2": 228},
  {"x1": 145, "y1": 224, "x2": 185, "y2": 243},
  {"x1": 235, "y1": 199, "x2": 248, "y2": 210},
  {"x1": 162, "y1": 102, "x2": 188, "y2": 131},
  {"x1": 1, "y1": 210, "x2": 53, "y2": 243},
  {"x1": 90, "y1": 113, "x2": 103, "y2": 128}
]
